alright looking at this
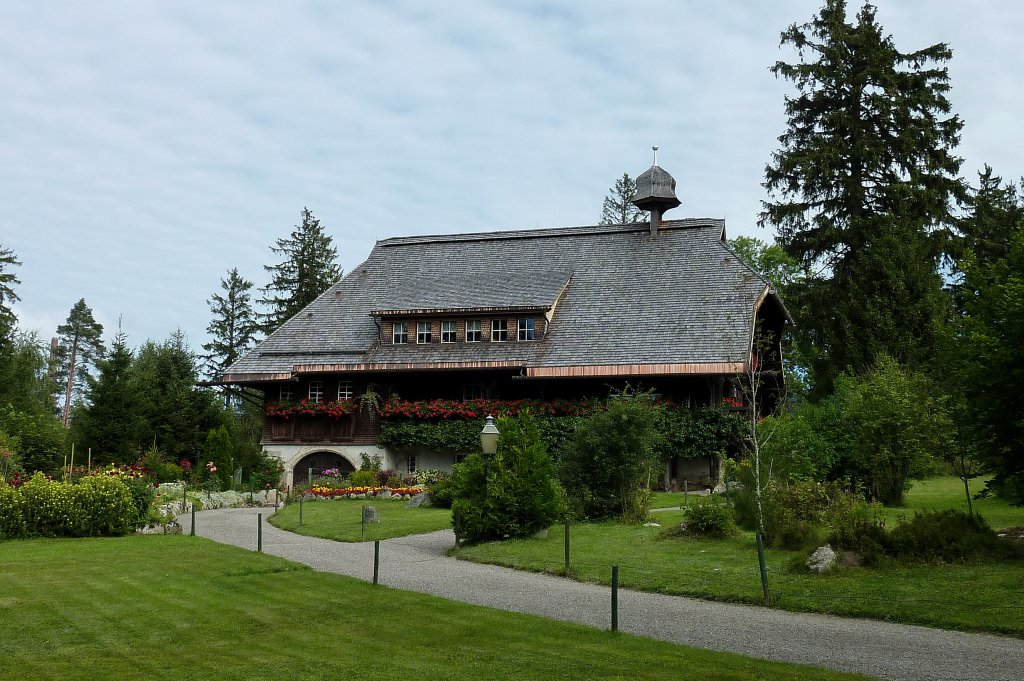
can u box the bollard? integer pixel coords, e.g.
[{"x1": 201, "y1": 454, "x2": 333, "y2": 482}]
[
  {"x1": 683, "y1": 479, "x2": 688, "y2": 507},
  {"x1": 275, "y1": 488, "x2": 279, "y2": 511},
  {"x1": 183, "y1": 481, "x2": 188, "y2": 513},
  {"x1": 257, "y1": 513, "x2": 263, "y2": 553},
  {"x1": 190, "y1": 506, "x2": 195, "y2": 537},
  {"x1": 373, "y1": 540, "x2": 380, "y2": 585},
  {"x1": 756, "y1": 532, "x2": 770, "y2": 604},
  {"x1": 299, "y1": 495, "x2": 304, "y2": 525},
  {"x1": 563, "y1": 516, "x2": 571, "y2": 577},
  {"x1": 611, "y1": 565, "x2": 619, "y2": 632},
  {"x1": 361, "y1": 504, "x2": 366, "y2": 542},
  {"x1": 454, "y1": 507, "x2": 461, "y2": 548}
]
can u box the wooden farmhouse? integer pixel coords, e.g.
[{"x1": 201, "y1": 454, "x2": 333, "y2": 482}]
[{"x1": 220, "y1": 162, "x2": 789, "y2": 487}]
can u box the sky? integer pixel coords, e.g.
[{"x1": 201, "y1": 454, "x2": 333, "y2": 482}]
[{"x1": 2, "y1": 1, "x2": 1023, "y2": 353}]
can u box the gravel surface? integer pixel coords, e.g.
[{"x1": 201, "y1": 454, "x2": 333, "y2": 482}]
[{"x1": 185, "y1": 507, "x2": 1024, "y2": 681}]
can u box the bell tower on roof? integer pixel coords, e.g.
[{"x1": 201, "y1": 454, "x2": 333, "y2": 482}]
[{"x1": 632, "y1": 146, "x2": 681, "y2": 236}]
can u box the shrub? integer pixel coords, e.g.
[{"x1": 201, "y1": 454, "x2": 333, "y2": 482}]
[
  {"x1": 250, "y1": 453, "x2": 284, "y2": 490},
  {"x1": 349, "y1": 469, "x2": 377, "y2": 487},
  {"x1": 451, "y1": 412, "x2": 563, "y2": 543},
  {"x1": 359, "y1": 452, "x2": 383, "y2": 472},
  {"x1": 559, "y1": 392, "x2": 664, "y2": 522},
  {"x1": 681, "y1": 498, "x2": 736, "y2": 538},
  {"x1": 428, "y1": 476, "x2": 454, "y2": 508},
  {"x1": 18, "y1": 473, "x2": 81, "y2": 537},
  {"x1": 887, "y1": 510, "x2": 1022, "y2": 562},
  {"x1": 139, "y1": 445, "x2": 183, "y2": 483},
  {"x1": 0, "y1": 481, "x2": 26, "y2": 538},
  {"x1": 72, "y1": 476, "x2": 137, "y2": 536},
  {"x1": 376, "y1": 468, "x2": 399, "y2": 487}
]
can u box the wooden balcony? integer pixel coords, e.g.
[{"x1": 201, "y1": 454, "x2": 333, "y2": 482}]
[{"x1": 263, "y1": 413, "x2": 379, "y2": 446}]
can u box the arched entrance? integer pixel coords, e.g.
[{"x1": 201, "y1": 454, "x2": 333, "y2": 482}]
[{"x1": 292, "y1": 451, "x2": 356, "y2": 485}]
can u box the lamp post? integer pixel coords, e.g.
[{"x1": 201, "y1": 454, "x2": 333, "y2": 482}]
[{"x1": 480, "y1": 414, "x2": 500, "y2": 479}]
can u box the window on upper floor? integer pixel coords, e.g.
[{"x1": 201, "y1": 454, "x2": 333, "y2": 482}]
[
  {"x1": 279, "y1": 385, "x2": 294, "y2": 401},
  {"x1": 518, "y1": 318, "x2": 535, "y2": 341},
  {"x1": 465, "y1": 320, "x2": 482, "y2": 343},
  {"x1": 337, "y1": 381, "x2": 354, "y2": 400},
  {"x1": 393, "y1": 322, "x2": 408, "y2": 344},
  {"x1": 440, "y1": 320, "x2": 457, "y2": 343},
  {"x1": 308, "y1": 380, "x2": 324, "y2": 403},
  {"x1": 416, "y1": 321, "x2": 432, "y2": 344},
  {"x1": 491, "y1": 319, "x2": 508, "y2": 342}
]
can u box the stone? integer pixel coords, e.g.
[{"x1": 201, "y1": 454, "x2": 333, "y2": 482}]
[
  {"x1": 378, "y1": 489, "x2": 393, "y2": 500},
  {"x1": 643, "y1": 522, "x2": 661, "y2": 528},
  {"x1": 137, "y1": 521, "x2": 182, "y2": 535},
  {"x1": 406, "y1": 491, "x2": 433, "y2": 508},
  {"x1": 532, "y1": 528, "x2": 549, "y2": 539},
  {"x1": 806, "y1": 544, "x2": 837, "y2": 574},
  {"x1": 362, "y1": 505, "x2": 379, "y2": 524}
]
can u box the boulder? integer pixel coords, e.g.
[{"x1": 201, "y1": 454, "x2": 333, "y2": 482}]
[
  {"x1": 406, "y1": 491, "x2": 433, "y2": 508},
  {"x1": 378, "y1": 489, "x2": 393, "y2": 500},
  {"x1": 362, "y1": 505, "x2": 379, "y2": 524},
  {"x1": 137, "y1": 521, "x2": 182, "y2": 535},
  {"x1": 806, "y1": 544, "x2": 837, "y2": 574}
]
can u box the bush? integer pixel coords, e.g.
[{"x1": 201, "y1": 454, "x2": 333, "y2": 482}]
[
  {"x1": 18, "y1": 473, "x2": 81, "y2": 537},
  {"x1": 72, "y1": 476, "x2": 137, "y2": 536},
  {"x1": 559, "y1": 393, "x2": 664, "y2": 522},
  {"x1": 428, "y1": 476, "x2": 454, "y2": 509},
  {"x1": 250, "y1": 453, "x2": 284, "y2": 490},
  {"x1": 451, "y1": 413, "x2": 563, "y2": 543},
  {"x1": 887, "y1": 510, "x2": 1022, "y2": 562},
  {"x1": 139, "y1": 445, "x2": 183, "y2": 483},
  {"x1": 349, "y1": 469, "x2": 377, "y2": 487},
  {"x1": 0, "y1": 481, "x2": 26, "y2": 538},
  {"x1": 681, "y1": 498, "x2": 736, "y2": 537}
]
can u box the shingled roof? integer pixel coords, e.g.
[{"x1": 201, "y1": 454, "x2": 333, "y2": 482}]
[{"x1": 222, "y1": 218, "x2": 785, "y2": 382}]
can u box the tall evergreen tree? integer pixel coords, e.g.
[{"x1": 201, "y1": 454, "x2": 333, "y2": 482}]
[
  {"x1": 0, "y1": 244, "x2": 21, "y2": 343},
  {"x1": 202, "y1": 268, "x2": 257, "y2": 382},
  {"x1": 72, "y1": 324, "x2": 144, "y2": 463},
  {"x1": 599, "y1": 173, "x2": 646, "y2": 225},
  {"x1": 761, "y1": 0, "x2": 965, "y2": 395},
  {"x1": 55, "y1": 299, "x2": 105, "y2": 426},
  {"x1": 259, "y1": 208, "x2": 342, "y2": 335}
]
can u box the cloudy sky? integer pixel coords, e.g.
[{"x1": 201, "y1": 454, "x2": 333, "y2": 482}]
[{"x1": 2, "y1": 1, "x2": 1022, "y2": 352}]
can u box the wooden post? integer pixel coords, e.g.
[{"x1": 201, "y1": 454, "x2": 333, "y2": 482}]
[
  {"x1": 563, "y1": 516, "x2": 571, "y2": 577},
  {"x1": 611, "y1": 566, "x2": 619, "y2": 632},
  {"x1": 373, "y1": 540, "x2": 380, "y2": 585},
  {"x1": 257, "y1": 513, "x2": 263, "y2": 553}
]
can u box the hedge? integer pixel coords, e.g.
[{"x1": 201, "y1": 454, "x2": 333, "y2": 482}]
[{"x1": 0, "y1": 473, "x2": 139, "y2": 539}]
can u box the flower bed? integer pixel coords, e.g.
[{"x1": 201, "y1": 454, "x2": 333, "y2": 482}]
[
  {"x1": 307, "y1": 485, "x2": 423, "y2": 499},
  {"x1": 264, "y1": 399, "x2": 357, "y2": 419}
]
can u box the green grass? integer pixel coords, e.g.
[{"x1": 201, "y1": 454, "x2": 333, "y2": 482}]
[
  {"x1": 453, "y1": 507, "x2": 1024, "y2": 637},
  {"x1": 881, "y1": 475, "x2": 1024, "y2": 530},
  {"x1": 0, "y1": 537, "x2": 868, "y2": 681},
  {"x1": 269, "y1": 496, "x2": 452, "y2": 541}
]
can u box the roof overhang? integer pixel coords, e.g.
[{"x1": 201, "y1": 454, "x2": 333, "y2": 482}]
[
  {"x1": 371, "y1": 305, "x2": 549, "y2": 318},
  {"x1": 524, "y1": 363, "x2": 746, "y2": 379}
]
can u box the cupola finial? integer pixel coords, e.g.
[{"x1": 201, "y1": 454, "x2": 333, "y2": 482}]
[{"x1": 632, "y1": 148, "x2": 680, "y2": 236}]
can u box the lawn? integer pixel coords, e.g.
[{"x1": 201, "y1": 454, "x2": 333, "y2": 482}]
[
  {"x1": 0, "y1": 537, "x2": 868, "y2": 681},
  {"x1": 881, "y1": 475, "x2": 1024, "y2": 530},
  {"x1": 453, "y1": 503, "x2": 1024, "y2": 637},
  {"x1": 269, "y1": 496, "x2": 452, "y2": 541}
]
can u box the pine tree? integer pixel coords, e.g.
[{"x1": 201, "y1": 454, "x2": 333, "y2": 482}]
[
  {"x1": 599, "y1": 173, "x2": 647, "y2": 225},
  {"x1": 259, "y1": 208, "x2": 342, "y2": 334},
  {"x1": 0, "y1": 244, "x2": 21, "y2": 342},
  {"x1": 202, "y1": 268, "x2": 257, "y2": 382},
  {"x1": 55, "y1": 299, "x2": 105, "y2": 426},
  {"x1": 761, "y1": 0, "x2": 965, "y2": 394}
]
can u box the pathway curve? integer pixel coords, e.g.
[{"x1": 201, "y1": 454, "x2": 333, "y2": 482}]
[{"x1": 184, "y1": 507, "x2": 1024, "y2": 681}]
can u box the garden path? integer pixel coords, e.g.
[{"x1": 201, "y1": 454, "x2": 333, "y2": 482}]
[{"x1": 186, "y1": 507, "x2": 1024, "y2": 681}]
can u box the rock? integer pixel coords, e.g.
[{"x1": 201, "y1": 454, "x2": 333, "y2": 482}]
[
  {"x1": 406, "y1": 491, "x2": 432, "y2": 508},
  {"x1": 712, "y1": 483, "x2": 727, "y2": 495},
  {"x1": 643, "y1": 522, "x2": 661, "y2": 528},
  {"x1": 378, "y1": 489, "x2": 393, "y2": 500},
  {"x1": 362, "y1": 505, "x2": 379, "y2": 524},
  {"x1": 806, "y1": 544, "x2": 837, "y2": 574},
  {"x1": 532, "y1": 528, "x2": 549, "y2": 539},
  {"x1": 137, "y1": 521, "x2": 182, "y2": 535}
]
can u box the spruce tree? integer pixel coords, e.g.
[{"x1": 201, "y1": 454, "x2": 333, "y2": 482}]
[
  {"x1": 0, "y1": 244, "x2": 21, "y2": 342},
  {"x1": 202, "y1": 268, "x2": 257, "y2": 382},
  {"x1": 259, "y1": 208, "x2": 342, "y2": 334},
  {"x1": 761, "y1": 0, "x2": 964, "y2": 394},
  {"x1": 55, "y1": 299, "x2": 105, "y2": 425},
  {"x1": 599, "y1": 173, "x2": 647, "y2": 225}
]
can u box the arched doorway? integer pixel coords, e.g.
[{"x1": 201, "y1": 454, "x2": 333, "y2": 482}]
[{"x1": 293, "y1": 451, "x2": 356, "y2": 485}]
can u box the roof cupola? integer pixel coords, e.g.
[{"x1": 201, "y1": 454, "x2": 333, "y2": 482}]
[{"x1": 631, "y1": 146, "x2": 681, "y2": 236}]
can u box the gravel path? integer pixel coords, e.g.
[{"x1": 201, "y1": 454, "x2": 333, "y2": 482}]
[{"x1": 185, "y1": 507, "x2": 1024, "y2": 681}]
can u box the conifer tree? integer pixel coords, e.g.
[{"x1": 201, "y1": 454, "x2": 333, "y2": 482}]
[
  {"x1": 259, "y1": 208, "x2": 342, "y2": 335},
  {"x1": 599, "y1": 173, "x2": 646, "y2": 225},
  {"x1": 761, "y1": 0, "x2": 964, "y2": 394},
  {"x1": 55, "y1": 299, "x2": 105, "y2": 426},
  {"x1": 202, "y1": 268, "x2": 257, "y2": 382}
]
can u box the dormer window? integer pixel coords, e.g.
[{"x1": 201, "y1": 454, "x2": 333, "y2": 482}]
[
  {"x1": 441, "y1": 320, "x2": 456, "y2": 343},
  {"x1": 518, "y1": 318, "x2": 535, "y2": 341},
  {"x1": 393, "y1": 322, "x2": 409, "y2": 344},
  {"x1": 465, "y1": 320, "x2": 482, "y2": 343},
  {"x1": 491, "y1": 319, "x2": 508, "y2": 342},
  {"x1": 416, "y1": 321, "x2": 432, "y2": 344}
]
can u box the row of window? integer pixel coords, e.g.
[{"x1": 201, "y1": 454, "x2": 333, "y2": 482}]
[
  {"x1": 280, "y1": 381, "x2": 353, "y2": 402},
  {"x1": 393, "y1": 318, "x2": 535, "y2": 345}
]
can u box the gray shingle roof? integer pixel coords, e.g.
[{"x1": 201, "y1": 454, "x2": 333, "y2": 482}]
[{"x1": 224, "y1": 219, "x2": 780, "y2": 380}]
